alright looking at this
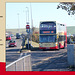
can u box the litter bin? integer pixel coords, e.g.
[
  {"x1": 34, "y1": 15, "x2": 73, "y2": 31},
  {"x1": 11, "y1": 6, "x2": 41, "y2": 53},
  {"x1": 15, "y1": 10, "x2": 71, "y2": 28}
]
[{"x1": 26, "y1": 44, "x2": 31, "y2": 49}]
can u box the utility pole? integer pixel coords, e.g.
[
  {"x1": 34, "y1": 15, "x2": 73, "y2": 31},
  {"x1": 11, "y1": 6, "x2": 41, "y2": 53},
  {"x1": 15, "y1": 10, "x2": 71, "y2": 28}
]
[
  {"x1": 17, "y1": 13, "x2": 20, "y2": 33},
  {"x1": 26, "y1": 7, "x2": 30, "y2": 49},
  {"x1": 30, "y1": 3, "x2": 33, "y2": 45},
  {"x1": 26, "y1": 7, "x2": 29, "y2": 23}
]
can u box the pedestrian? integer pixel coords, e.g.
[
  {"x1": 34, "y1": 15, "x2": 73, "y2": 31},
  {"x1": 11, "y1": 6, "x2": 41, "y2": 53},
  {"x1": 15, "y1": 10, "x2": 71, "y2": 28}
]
[{"x1": 21, "y1": 35, "x2": 25, "y2": 48}]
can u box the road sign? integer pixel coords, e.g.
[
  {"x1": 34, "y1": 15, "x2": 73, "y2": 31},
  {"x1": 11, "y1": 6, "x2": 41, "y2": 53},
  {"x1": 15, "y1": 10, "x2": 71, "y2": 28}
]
[
  {"x1": 26, "y1": 25, "x2": 30, "y2": 29},
  {"x1": 26, "y1": 25, "x2": 30, "y2": 33},
  {"x1": 26, "y1": 29, "x2": 30, "y2": 33}
]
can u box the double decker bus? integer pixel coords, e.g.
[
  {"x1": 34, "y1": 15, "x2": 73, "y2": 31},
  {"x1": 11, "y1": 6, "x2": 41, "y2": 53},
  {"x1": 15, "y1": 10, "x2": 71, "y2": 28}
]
[{"x1": 39, "y1": 21, "x2": 67, "y2": 49}]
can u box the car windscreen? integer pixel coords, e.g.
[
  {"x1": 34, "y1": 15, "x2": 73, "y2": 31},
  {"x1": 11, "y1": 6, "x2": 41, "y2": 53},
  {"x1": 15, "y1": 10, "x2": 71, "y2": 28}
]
[{"x1": 9, "y1": 41, "x2": 15, "y2": 43}]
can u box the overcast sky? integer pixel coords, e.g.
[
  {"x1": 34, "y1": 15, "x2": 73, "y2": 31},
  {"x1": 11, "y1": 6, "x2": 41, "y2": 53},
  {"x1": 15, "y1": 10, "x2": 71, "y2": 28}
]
[{"x1": 6, "y1": 3, "x2": 75, "y2": 29}]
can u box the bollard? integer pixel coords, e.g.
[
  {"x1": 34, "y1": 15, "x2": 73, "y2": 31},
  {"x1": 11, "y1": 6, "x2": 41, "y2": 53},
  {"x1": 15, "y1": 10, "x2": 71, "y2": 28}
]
[
  {"x1": 67, "y1": 44, "x2": 75, "y2": 66},
  {"x1": 26, "y1": 44, "x2": 31, "y2": 49}
]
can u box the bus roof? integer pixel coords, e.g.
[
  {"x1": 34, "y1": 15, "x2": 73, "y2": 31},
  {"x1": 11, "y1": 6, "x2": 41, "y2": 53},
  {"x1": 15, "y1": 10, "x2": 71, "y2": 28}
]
[
  {"x1": 40, "y1": 21, "x2": 66, "y2": 26},
  {"x1": 40, "y1": 21, "x2": 56, "y2": 23}
]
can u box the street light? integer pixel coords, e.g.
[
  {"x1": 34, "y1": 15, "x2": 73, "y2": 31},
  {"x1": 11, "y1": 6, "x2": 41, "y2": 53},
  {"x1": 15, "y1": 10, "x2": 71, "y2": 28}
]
[
  {"x1": 26, "y1": 7, "x2": 30, "y2": 49},
  {"x1": 30, "y1": 3, "x2": 33, "y2": 45},
  {"x1": 30, "y1": 3, "x2": 33, "y2": 30},
  {"x1": 17, "y1": 13, "x2": 20, "y2": 33},
  {"x1": 26, "y1": 7, "x2": 29, "y2": 24}
]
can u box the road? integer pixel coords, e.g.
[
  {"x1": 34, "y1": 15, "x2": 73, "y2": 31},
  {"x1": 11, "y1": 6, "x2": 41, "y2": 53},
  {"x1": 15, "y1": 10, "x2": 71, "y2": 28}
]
[
  {"x1": 6, "y1": 36, "x2": 22, "y2": 65},
  {"x1": 6, "y1": 37, "x2": 72, "y2": 71},
  {"x1": 31, "y1": 49, "x2": 70, "y2": 71},
  {"x1": 6, "y1": 36, "x2": 22, "y2": 50}
]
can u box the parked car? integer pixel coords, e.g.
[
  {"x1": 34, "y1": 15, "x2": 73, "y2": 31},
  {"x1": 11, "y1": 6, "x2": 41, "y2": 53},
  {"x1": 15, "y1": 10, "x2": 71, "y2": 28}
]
[
  {"x1": 8, "y1": 40, "x2": 17, "y2": 47},
  {"x1": 6, "y1": 36, "x2": 11, "y2": 41}
]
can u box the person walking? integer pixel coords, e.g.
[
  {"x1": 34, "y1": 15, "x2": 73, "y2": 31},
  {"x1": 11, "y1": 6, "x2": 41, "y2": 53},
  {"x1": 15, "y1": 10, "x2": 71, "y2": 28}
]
[{"x1": 21, "y1": 35, "x2": 25, "y2": 48}]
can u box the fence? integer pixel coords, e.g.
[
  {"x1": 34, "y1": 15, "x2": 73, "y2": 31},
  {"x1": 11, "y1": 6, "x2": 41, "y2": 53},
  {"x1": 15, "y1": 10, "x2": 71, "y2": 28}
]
[{"x1": 6, "y1": 54, "x2": 32, "y2": 71}]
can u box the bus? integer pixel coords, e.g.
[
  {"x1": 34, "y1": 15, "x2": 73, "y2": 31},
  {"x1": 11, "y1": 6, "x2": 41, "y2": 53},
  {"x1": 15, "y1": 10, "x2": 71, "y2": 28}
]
[{"x1": 39, "y1": 21, "x2": 67, "y2": 49}]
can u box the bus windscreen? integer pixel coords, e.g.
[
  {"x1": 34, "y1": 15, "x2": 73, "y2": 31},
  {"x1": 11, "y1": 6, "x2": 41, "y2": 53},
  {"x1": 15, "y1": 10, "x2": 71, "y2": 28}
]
[{"x1": 39, "y1": 35, "x2": 57, "y2": 43}]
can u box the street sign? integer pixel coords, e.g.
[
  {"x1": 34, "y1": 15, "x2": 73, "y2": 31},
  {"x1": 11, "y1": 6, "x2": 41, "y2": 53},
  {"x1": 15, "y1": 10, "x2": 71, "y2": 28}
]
[
  {"x1": 26, "y1": 25, "x2": 30, "y2": 33},
  {"x1": 26, "y1": 25, "x2": 30, "y2": 29}
]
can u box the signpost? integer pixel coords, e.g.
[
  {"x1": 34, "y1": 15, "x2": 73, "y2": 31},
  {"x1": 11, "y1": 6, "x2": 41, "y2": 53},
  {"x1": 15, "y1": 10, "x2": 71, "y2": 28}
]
[
  {"x1": 26, "y1": 24, "x2": 30, "y2": 49},
  {"x1": 26, "y1": 25, "x2": 30, "y2": 33},
  {"x1": 26, "y1": 25, "x2": 30, "y2": 29},
  {"x1": 26, "y1": 7, "x2": 30, "y2": 49}
]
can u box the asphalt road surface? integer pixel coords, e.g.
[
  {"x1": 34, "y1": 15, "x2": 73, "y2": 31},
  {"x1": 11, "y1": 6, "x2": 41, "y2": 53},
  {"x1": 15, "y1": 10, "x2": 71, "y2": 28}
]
[
  {"x1": 31, "y1": 49, "x2": 70, "y2": 71},
  {"x1": 6, "y1": 36, "x2": 22, "y2": 65},
  {"x1": 6, "y1": 36, "x2": 22, "y2": 50},
  {"x1": 6, "y1": 45, "x2": 71, "y2": 71},
  {"x1": 6, "y1": 37, "x2": 73, "y2": 71}
]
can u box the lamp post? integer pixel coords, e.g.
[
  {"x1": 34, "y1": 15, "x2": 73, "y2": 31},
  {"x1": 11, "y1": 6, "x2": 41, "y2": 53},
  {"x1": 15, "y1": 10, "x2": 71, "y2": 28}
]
[
  {"x1": 26, "y1": 7, "x2": 30, "y2": 49},
  {"x1": 17, "y1": 13, "x2": 20, "y2": 33},
  {"x1": 26, "y1": 7, "x2": 29, "y2": 24},
  {"x1": 30, "y1": 3, "x2": 33, "y2": 45},
  {"x1": 30, "y1": 3, "x2": 33, "y2": 30}
]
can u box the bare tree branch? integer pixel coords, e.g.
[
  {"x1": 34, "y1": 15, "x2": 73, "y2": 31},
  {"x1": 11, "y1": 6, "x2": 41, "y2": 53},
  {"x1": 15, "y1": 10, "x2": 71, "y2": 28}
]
[{"x1": 57, "y1": 2, "x2": 75, "y2": 15}]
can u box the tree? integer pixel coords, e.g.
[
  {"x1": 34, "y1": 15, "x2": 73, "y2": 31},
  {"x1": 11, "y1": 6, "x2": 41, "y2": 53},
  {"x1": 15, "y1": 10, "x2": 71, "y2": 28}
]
[{"x1": 57, "y1": 2, "x2": 75, "y2": 15}]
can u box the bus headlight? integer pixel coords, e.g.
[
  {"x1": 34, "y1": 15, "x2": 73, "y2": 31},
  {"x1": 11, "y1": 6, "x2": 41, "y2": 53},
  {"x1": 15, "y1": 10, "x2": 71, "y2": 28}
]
[
  {"x1": 39, "y1": 43, "x2": 41, "y2": 45},
  {"x1": 54, "y1": 43, "x2": 58, "y2": 46},
  {"x1": 39, "y1": 43, "x2": 42, "y2": 47},
  {"x1": 40, "y1": 45, "x2": 42, "y2": 47},
  {"x1": 56, "y1": 43, "x2": 58, "y2": 46}
]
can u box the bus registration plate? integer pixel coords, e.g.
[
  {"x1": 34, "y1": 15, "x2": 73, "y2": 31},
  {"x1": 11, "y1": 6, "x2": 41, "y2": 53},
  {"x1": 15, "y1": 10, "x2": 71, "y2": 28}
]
[
  {"x1": 46, "y1": 47, "x2": 50, "y2": 49},
  {"x1": 43, "y1": 43, "x2": 52, "y2": 47}
]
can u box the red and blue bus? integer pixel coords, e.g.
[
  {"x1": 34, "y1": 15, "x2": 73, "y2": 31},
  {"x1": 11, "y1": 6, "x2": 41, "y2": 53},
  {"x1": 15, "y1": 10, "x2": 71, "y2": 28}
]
[{"x1": 39, "y1": 21, "x2": 67, "y2": 50}]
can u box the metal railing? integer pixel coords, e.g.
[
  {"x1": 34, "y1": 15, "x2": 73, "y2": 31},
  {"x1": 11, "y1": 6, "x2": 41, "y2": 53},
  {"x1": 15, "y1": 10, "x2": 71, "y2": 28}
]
[{"x1": 6, "y1": 54, "x2": 32, "y2": 71}]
